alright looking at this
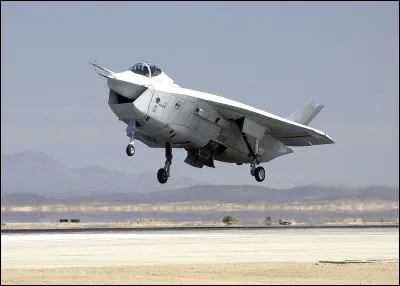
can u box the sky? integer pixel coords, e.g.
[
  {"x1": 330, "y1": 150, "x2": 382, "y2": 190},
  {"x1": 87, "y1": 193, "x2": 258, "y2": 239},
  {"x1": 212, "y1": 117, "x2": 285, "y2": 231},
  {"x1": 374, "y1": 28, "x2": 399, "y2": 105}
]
[{"x1": 1, "y1": 1, "x2": 399, "y2": 188}]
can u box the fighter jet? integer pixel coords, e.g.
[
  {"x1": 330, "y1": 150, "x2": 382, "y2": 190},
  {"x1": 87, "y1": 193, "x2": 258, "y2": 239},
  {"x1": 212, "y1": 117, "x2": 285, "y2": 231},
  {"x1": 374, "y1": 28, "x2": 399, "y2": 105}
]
[{"x1": 90, "y1": 61, "x2": 334, "y2": 184}]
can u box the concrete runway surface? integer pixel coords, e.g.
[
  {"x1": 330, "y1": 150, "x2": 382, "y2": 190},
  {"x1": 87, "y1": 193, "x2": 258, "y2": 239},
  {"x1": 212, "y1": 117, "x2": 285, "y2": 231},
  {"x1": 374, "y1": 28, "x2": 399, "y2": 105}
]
[{"x1": 1, "y1": 228, "x2": 398, "y2": 269}]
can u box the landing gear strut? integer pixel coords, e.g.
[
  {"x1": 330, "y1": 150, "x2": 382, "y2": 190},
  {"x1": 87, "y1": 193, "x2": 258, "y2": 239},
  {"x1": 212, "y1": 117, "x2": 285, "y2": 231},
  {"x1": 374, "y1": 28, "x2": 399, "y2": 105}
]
[
  {"x1": 246, "y1": 137, "x2": 265, "y2": 183},
  {"x1": 157, "y1": 142, "x2": 173, "y2": 184},
  {"x1": 126, "y1": 121, "x2": 137, "y2": 157}
]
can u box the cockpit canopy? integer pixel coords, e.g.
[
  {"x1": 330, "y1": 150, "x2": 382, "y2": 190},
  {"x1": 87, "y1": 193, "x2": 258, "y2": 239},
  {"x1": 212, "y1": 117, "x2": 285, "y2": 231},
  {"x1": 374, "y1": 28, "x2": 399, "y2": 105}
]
[{"x1": 129, "y1": 61, "x2": 162, "y2": 78}]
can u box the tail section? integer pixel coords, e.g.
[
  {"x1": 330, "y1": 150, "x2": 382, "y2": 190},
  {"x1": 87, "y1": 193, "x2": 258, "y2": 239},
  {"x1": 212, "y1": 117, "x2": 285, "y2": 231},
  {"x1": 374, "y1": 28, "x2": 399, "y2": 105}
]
[{"x1": 287, "y1": 101, "x2": 324, "y2": 126}]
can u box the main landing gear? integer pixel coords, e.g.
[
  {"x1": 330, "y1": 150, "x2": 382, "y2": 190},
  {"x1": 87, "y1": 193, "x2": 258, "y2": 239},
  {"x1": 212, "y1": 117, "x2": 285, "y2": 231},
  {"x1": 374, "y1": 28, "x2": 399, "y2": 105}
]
[
  {"x1": 242, "y1": 135, "x2": 266, "y2": 183},
  {"x1": 250, "y1": 138, "x2": 265, "y2": 182},
  {"x1": 250, "y1": 162, "x2": 265, "y2": 182},
  {"x1": 157, "y1": 142, "x2": 173, "y2": 184}
]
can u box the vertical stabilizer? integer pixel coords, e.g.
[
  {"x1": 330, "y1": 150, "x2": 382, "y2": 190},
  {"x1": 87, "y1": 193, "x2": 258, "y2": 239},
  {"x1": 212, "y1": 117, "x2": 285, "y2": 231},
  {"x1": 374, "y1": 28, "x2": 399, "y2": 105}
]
[{"x1": 287, "y1": 101, "x2": 324, "y2": 126}]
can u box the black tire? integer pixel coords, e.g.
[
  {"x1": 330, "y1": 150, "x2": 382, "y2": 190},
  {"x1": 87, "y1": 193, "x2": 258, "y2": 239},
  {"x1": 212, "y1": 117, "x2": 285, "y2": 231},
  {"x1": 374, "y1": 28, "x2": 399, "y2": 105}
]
[
  {"x1": 255, "y1": 166, "x2": 265, "y2": 182},
  {"x1": 126, "y1": 145, "x2": 135, "y2": 156},
  {"x1": 157, "y1": 168, "x2": 168, "y2": 184}
]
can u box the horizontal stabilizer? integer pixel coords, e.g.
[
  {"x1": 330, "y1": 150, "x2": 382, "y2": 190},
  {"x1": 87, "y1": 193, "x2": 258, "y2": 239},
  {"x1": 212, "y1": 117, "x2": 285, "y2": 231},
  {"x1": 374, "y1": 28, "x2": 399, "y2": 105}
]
[{"x1": 287, "y1": 101, "x2": 324, "y2": 126}]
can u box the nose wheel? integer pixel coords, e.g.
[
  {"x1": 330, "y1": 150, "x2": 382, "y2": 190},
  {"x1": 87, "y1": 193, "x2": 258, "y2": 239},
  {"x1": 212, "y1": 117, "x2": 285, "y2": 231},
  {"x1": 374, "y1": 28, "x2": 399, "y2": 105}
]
[{"x1": 126, "y1": 144, "x2": 135, "y2": 156}]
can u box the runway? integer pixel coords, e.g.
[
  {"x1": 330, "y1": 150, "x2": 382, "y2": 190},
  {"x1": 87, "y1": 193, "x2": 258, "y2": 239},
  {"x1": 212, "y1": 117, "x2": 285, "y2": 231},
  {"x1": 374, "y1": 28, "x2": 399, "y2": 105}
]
[
  {"x1": 1, "y1": 228, "x2": 398, "y2": 269},
  {"x1": 1, "y1": 224, "x2": 397, "y2": 234}
]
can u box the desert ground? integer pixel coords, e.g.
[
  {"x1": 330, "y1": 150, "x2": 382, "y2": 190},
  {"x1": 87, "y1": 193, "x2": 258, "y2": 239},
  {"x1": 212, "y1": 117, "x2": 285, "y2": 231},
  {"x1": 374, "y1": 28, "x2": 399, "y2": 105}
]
[{"x1": 2, "y1": 261, "x2": 399, "y2": 285}]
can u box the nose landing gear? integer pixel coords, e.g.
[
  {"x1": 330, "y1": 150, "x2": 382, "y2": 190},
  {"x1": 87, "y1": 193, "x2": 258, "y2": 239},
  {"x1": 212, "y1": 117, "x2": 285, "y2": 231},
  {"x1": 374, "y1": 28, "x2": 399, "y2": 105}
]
[
  {"x1": 126, "y1": 121, "x2": 138, "y2": 157},
  {"x1": 126, "y1": 144, "x2": 135, "y2": 156}
]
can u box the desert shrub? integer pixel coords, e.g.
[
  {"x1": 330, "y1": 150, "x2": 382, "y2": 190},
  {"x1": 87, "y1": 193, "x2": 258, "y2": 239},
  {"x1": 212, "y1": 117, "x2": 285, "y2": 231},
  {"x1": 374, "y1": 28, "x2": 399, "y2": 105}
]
[{"x1": 222, "y1": 215, "x2": 240, "y2": 225}]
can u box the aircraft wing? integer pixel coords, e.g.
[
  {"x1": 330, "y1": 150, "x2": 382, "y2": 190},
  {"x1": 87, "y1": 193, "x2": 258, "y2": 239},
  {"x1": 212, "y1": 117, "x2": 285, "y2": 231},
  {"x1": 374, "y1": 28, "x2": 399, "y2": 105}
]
[{"x1": 197, "y1": 94, "x2": 334, "y2": 146}]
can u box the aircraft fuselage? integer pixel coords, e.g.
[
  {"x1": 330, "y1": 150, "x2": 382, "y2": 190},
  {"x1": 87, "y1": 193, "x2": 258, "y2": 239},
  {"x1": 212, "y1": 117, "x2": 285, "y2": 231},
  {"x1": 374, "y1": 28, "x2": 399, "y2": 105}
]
[{"x1": 107, "y1": 75, "x2": 292, "y2": 166}]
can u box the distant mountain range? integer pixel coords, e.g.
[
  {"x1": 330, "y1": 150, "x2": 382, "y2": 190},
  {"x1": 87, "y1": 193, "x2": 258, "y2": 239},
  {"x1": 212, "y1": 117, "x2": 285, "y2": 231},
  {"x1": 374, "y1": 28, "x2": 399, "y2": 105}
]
[
  {"x1": 1, "y1": 150, "x2": 205, "y2": 198},
  {"x1": 1, "y1": 151, "x2": 398, "y2": 206},
  {"x1": 1, "y1": 185, "x2": 398, "y2": 206}
]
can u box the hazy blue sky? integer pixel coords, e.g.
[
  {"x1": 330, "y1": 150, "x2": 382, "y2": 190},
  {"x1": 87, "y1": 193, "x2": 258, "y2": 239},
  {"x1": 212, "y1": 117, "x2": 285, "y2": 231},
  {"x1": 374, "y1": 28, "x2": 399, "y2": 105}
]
[{"x1": 1, "y1": 1, "x2": 399, "y2": 188}]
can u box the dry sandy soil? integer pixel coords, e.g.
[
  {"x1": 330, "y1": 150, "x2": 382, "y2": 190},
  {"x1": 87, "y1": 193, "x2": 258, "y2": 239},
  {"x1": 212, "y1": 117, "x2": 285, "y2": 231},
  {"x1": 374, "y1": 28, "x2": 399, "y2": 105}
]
[{"x1": 1, "y1": 262, "x2": 399, "y2": 285}]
